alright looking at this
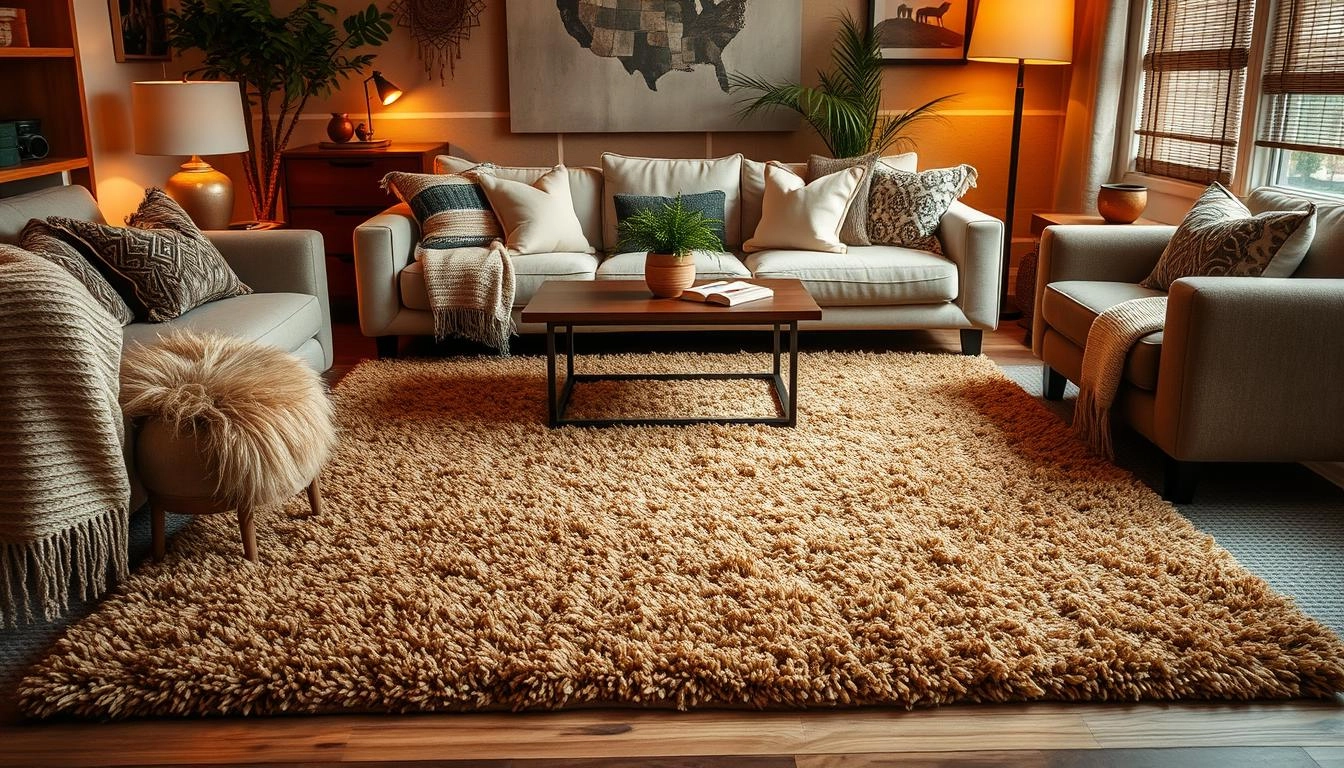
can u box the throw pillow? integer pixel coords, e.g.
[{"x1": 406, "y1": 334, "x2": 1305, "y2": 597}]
[
  {"x1": 125, "y1": 188, "x2": 207, "y2": 235},
  {"x1": 19, "y1": 219, "x2": 135, "y2": 326},
  {"x1": 48, "y1": 216, "x2": 251, "y2": 323},
  {"x1": 1140, "y1": 182, "x2": 1317, "y2": 291},
  {"x1": 808, "y1": 152, "x2": 879, "y2": 246},
  {"x1": 742, "y1": 162, "x2": 867, "y2": 254},
  {"x1": 867, "y1": 164, "x2": 978, "y2": 254},
  {"x1": 381, "y1": 170, "x2": 504, "y2": 250},
  {"x1": 613, "y1": 190, "x2": 728, "y2": 248},
  {"x1": 473, "y1": 165, "x2": 594, "y2": 255},
  {"x1": 601, "y1": 153, "x2": 744, "y2": 250}
]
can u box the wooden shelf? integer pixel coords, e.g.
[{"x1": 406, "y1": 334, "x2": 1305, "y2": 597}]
[
  {"x1": 0, "y1": 156, "x2": 91, "y2": 185},
  {"x1": 0, "y1": 47, "x2": 76, "y2": 59}
]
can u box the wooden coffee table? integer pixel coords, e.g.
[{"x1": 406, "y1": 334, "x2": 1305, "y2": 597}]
[{"x1": 520, "y1": 278, "x2": 822, "y2": 428}]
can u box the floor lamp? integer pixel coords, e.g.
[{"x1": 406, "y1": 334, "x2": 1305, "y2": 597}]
[{"x1": 967, "y1": 0, "x2": 1074, "y2": 317}]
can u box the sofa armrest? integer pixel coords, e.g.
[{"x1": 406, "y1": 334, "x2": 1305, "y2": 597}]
[
  {"x1": 1032, "y1": 225, "x2": 1175, "y2": 355},
  {"x1": 1154, "y1": 276, "x2": 1344, "y2": 461},
  {"x1": 354, "y1": 204, "x2": 418, "y2": 337},
  {"x1": 939, "y1": 200, "x2": 1004, "y2": 329},
  {"x1": 206, "y1": 229, "x2": 332, "y2": 370}
]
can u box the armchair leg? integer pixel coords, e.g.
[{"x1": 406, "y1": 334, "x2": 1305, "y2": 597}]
[
  {"x1": 375, "y1": 335, "x2": 399, "y2": 359},
  {"x1": 959, "y1": 329, "x2": 983, "y2": 356},
  {"x1": 1162, "y1": 457, "x2": 1199, "y2": 504},
  {"x1": 1043, "y1": 366, "x2": 1067, "y2": 401}
]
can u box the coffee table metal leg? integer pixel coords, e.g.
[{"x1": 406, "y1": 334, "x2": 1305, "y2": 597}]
[
  {"x1": 566, "y1": 324, "x2": 575, "y2": 380},
  {"x1": 773, "y1": 323, "x2": 781, "y2": 377},
  {"x1": 546, "y1": 323, "x2": 558, "y2": 427},
  {"x1": 788, "y1": 321, "x2": 799, "y2": 427}
]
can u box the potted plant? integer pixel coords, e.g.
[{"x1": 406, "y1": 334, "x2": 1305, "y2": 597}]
[
  {"x1": 166, "y1": 0, "x2": 394, "y2": 223},
  {"x1": 729, "y1": 12, "x2": 953, "y2": 158},
  {"x1": 617, "y1": 197, "x2": 725, "y2": 298}
]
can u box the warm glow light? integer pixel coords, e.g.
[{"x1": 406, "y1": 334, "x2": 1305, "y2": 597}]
[
  {"x1": 381, "y1": 88, "x2": 403, "y2": 107},
  {"x1": 967, "y1": 0, "x2": 1074, "y2": 65},
  {"x1": 371, "y1": 71, "x2": 403, "y2": 106}
]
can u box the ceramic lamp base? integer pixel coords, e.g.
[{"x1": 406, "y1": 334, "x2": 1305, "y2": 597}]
[{"x1": 164, "y1": 157, "x2": 234, "y2": 231}]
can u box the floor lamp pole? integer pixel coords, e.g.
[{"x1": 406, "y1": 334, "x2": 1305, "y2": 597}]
[{"x1": 1001, "y1": 58, "x2": 1027, "y2": 318}]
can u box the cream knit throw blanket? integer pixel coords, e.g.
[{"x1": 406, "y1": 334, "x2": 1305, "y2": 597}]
[
  {"x1": 1073, "y1": 296, "x2": 1168, "y2": 459},
  {"x1": 417, "y1": 241, "x2": 515, "y2": 353},
  {"x1": 0, "y1": 246, "x2": 129, "y2": 626}
]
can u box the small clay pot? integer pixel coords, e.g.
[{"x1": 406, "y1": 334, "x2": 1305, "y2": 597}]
[
  {"x1": 1097, "y1": 183, "x2": 1148, "y2": 224},
  {"x1": 644, "y1": 252, "x2": 696, "y2": 298},
  {"x1": 325, "y1": 113, "x2": 354, "y2": 143}
]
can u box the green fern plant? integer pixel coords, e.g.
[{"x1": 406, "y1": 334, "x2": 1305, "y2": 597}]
[
  {"x1": 617, "y1": 197, "x2": 724, "y2": 259},
  {"x1": 728, "y1": 12, "x2": 954, "y2": 159}
]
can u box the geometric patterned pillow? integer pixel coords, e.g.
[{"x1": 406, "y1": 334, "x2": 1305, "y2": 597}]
[
  {"x1": 808, "y1": 152, "x2": 879, "y2": 246},
  {"x1": 19, "y1": 219, "x2": 135, "y2": 326},
  {"x1": 125, "y1": 187, "x2": 208, "y2": 236},
  {"x1": 867, "y1": 164, "x2": 978, "y2": 255},
  {"x1": 1140, "y1": 182, "x2": 1316, "y2": 291},
  {"x1": 47, "y1": 216, "x2": 251, "y2": 323},
  {"x1": 381, "y1": 169, "x2": 503, "y2": 251}
]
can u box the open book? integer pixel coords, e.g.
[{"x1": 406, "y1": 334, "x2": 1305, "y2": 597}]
[{"x1": 680, "y1": 280, "x2": 775, "y2": 306}]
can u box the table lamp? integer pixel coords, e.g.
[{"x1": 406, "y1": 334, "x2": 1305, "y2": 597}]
[
  {"x1": 353, "y1": 71, "x2": 404, "y2": 148},
  {"x1": 967, "y1": 0, "x2": 1074, "y2": 315},
  {"x1": 132, "y1": 81, "x2": 249, "y2": 230}
]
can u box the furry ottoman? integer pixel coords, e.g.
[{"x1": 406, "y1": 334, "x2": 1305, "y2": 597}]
[{"x1": 120, "y1": 332, "x2": 337, "y2": 562}]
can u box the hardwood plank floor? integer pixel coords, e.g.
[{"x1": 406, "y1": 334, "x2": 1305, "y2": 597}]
[{"x1": 4, "y1": 321, "x2": 1340, "y2": 768}]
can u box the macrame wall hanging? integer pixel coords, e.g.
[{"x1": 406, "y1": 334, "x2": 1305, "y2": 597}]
[{"x1": 388, "y1": 0, "x2": 485, "y2": 83}]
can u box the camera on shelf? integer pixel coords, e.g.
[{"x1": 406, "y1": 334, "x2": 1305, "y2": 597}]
[{"x1": 14, "y1": 119, "x2": 49, "y2": 161}]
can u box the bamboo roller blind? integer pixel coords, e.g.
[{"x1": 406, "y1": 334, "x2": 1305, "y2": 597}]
[{"x1": 1257, "y1": 0, "x2": 1344, "y2": 156}]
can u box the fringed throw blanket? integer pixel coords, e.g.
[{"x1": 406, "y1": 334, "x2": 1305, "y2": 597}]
[
  {"x1": 0, "y1": 246, "x2": 130, "y2": 626},
  {"x1": 417, "y1": 241, "x2": 515, "y2": 353},
  {"x1": 1074, "y1": 296, "x2": 1168, "y2": 459}
]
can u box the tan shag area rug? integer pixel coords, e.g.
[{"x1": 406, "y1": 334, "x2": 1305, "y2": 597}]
[{"x1": 20, "y1": 352, "x2": 1344, "y2": 718}]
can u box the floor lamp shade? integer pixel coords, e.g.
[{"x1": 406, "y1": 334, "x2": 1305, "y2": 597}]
[{"x1": 132, "y1": 81, "x2": 249, "y2": 230}]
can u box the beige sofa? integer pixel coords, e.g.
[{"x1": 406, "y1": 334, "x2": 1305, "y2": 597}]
[
  {"x1": 1031, "y1": 187, "x2": 1344, "y2": 502},
  {"x1": 354, "y1": 154, "x2": 1004, "y2": 357}
]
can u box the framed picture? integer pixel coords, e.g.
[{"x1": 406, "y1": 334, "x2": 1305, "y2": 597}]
[
  {"x1": 108, "y1": 0, "x2": 171, "y2": 63},
  {"x1": 870, "y1": 0, "x2": 973, "y2": 63}
]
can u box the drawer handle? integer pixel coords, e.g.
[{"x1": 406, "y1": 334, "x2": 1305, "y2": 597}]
[
  {"x1": 326, "y1": 159, "x2": 375, "y2": 168},
  {"x1": 334, "y1": 208, "x2": 378, "y2": 217}
]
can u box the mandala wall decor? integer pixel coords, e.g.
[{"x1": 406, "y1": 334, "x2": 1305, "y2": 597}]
[
  {"x1": 389, "y1": 0, "x2": 485, "y2": 82},
  {"x1": 505, "y1": 0, "x2": 801, "y2": 133}
]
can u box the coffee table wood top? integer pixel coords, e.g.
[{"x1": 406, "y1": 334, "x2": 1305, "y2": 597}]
[{"x1": 521, "y1": 279, "x2": 822, "y2": 325}]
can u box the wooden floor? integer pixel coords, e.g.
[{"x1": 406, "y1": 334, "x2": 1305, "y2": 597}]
[{"x1": 4, "y1": 319, "x2": 1342, "y2": 768}]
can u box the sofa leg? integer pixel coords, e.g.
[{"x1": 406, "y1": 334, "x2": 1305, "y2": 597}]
[
  {"x1": 376, "y1": 335, "x2": 399, "y2": 359},
  {"x1": 959, "y1": 329, "x2": 983, "y2": 356},
  {"x1": 1043, "y1": 366, "x2": 1067, "y2": 401},
  {"x1": 1162, "y1": 457, "x2": 1198, "y2": 504}
]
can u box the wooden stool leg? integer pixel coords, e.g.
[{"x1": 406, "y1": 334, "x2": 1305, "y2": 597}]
[
  {"x1": 306, "y1": 476, "x2": 324, "y2": 517},
  {"x1": 237, "y1": 507, "x2": 257, "y2": 562},
  {"x1": 151, "y1": 502, "x2": 167, "y2": 562}
]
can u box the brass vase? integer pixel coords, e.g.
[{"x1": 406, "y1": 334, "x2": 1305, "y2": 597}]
[{"x1": 644, "y1": 252, "x2": 696, "y2": 298}]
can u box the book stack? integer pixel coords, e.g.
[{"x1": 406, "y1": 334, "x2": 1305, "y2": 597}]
[{"x1": 680, "y1": 280, "x2": 774, "y2": 306}]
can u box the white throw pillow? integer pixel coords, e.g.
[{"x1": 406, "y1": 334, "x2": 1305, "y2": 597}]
[
  {"x1": 742, "y1": 162, "x2": 867, "y2": 254},
  {"x1": 600, "y1": 153, "x2": 744, "y2": 250},
  {"x1": 474, "y1": 165, "x2": 594, "y2": 255}
]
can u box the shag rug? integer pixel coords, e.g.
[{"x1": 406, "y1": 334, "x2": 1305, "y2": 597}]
[{"x1": 19, "y1": 352, "x2": 1344, "y2": 718}]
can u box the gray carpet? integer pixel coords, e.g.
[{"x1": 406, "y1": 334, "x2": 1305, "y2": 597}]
[{"x1": 3, "y1": 357, "x2": 1340, "y2": 714}]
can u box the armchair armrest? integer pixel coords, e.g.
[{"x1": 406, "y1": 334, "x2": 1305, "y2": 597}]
[
  {"x1": 1032, "y1": 225, "x2": 1175, "y2": 355},
  {"x1": 354, "y1": 204, "x2": 418, "y2": 337},
  {"x1": 939, "y1": 200, "x2": 1005, "y2": 329},
  {"x1": 206, "y1": 229, "x2": 331, "y2": 369},
  {"x1": 1154, "y1": 276, "x2": 1344, "y2": 461}
]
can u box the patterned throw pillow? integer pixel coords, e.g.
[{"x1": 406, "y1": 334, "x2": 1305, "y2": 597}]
[
  {"x1": 613, "y1": 190, "x2": 728, "y2": 249},
  {"x1": 381, "y1": 169, "x2": 503, "y2": 250},
  {"x1": 1140, "y1": 183, "x2": 1316, "y2": 291},
  {"x1": 808, "y1": 152, "x2": 879, "y2": 246},
  {"x1": 48, "y1": 216, "x2": 251, "y2": 323},
  {"x1": 867, "y1": 164, "x2": 978, "y2": 254},
  {"x1": 19, "y1": 219, "x2": 135, "y2": 326},
  {"x1": 125, "y1": 187, "x2": 206, "y2": 234}
]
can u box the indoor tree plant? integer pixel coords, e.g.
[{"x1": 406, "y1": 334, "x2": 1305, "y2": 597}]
[
  {"x1": 166, "y1": 0, "x2": 394, "y2": 223},
  {"x1": 729, "y1": 12, "x2": 953, "y2": 158},
  {"x1": 618, "y1": 197, "x2": 725, "y2": 298}
]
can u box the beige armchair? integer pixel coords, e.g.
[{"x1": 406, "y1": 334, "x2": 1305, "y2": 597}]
[{"x1": 1031, "y1": 188, "x2": 1344, "y2": 502}]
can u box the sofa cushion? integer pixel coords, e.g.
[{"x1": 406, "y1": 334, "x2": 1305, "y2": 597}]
[
  {"x1": 741, "y1": 154, "x2": 916, "y2": 245},
  {"x1": 601, "y1": 153, "x2": 743, "y2": 251},
  {"x1": 0, "y1": 186, "x2": 105, "y2": 243},
  {"x1": 121, "y1": 292, "x2": 322, "y2": 356},
  {"x1": 743, "y1": 163, "x2": 867, "y2": 255},
  {"x1": 614, "y1": 190, "x2": 727, "y2": 249},
  {"x1": 381, "y1": 169, "x2": 502, "y2": 250},
  {"x1": 744, "y1": 246, "x2": 958, "y2": 307},
  {"x1": 475, "y1": 166, "x2": 594, "y2": 255},
  {"x1": 1042, "y1": 281, "x2": 1165, "y2": 391},
  {"x1": 868, "y1": 164, "x2": 978, "y2": 255},
  {"x1": 597, "y1": 250, "x2": 751, "y2": 281},
  {"x1": 400, "y1": 252, "x2": 599, "y2": 310},
  {"x1": 19, "y1": 220, "x2": 135, "y2": 326},
  {"x1": 808, "y1": 152, "x2": 879, "y2": 246},
  {"x1": 1246, "y1": 187, "x2": 1344, "y2": 278},
  {"x1": 436, "y1": 156, "x2": 606, "y2": 252}
]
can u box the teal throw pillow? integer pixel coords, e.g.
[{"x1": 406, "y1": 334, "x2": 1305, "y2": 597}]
[{"x1": 613, "y1": 190, "x2": 727, "y2": 251}]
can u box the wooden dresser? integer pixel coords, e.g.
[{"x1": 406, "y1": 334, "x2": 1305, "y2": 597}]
[{"x1": 281, "y1": 142, "x2": 447, "y2": 316}]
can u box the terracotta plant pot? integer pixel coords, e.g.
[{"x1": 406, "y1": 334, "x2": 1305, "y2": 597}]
[
  {"x1": 325, "y1": 113, "x2": 354, "y2": 143},
  {"x1": 644, "y1": 252, "x2": 696, "y2": 298},
  {"x1": 1097, "y1": 183, "x2": 1148, "y2": 224}
]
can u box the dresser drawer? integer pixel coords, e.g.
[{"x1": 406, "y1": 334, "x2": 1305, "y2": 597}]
[
  {"x1": 288, "y1": 206, "x2": 385, "y2": 256},
  {"x1": 283, "y1": 156, "x2": 416, "y2": 207}
]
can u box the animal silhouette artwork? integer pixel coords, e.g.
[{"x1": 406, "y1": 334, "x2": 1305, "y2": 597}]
[
  {"x1": 896, "y1": 4, "x2": 912, "y2": 19},
  {"x1": 917, "y1": 2, "x2": 952, "y2": 26}
]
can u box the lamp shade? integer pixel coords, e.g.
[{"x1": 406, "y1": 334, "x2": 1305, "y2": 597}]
[
  {"x1": 370, "y1": 71, "x2": 403, "y2": 107},
  {"x1": 967, "y1": 0, "x2": 1074, "y2": 65},
  {"x1": 132, "y1": 81, "x2": 249, "y2": 157}
]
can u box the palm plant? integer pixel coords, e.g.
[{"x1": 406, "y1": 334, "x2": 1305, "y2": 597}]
[
  {"x1": 728, "y1": 12, "x2": 954, "y2": 159},
  {"x1": 618, "y1": 197, "x2": 724, "y2": 259}
]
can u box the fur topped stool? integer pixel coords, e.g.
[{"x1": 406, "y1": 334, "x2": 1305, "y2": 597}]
[{"x1": 120, "y1": 332, "x2": 337, "y2": 562}]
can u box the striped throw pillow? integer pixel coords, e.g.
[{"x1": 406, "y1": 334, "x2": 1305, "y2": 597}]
[{"x1": 381, "y1": 169, "x2": 503, "y2": 251}]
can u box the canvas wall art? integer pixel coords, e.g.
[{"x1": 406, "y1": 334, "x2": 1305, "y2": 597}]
[
  {"x1": 506, "y1": 0, "x2": 801, "y2": 133},
  {"x1": 870, "y1": 0, "x2": 971, "y2": 63}
]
